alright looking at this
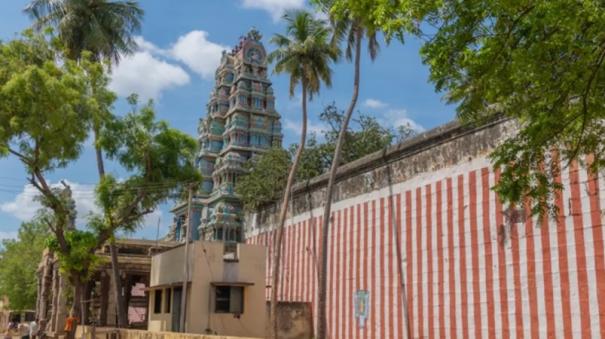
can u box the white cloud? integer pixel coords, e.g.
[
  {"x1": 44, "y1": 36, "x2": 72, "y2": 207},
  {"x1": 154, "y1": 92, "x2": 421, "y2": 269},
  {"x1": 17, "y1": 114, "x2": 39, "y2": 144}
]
[
  {"x1": 241, "y1": 0, "x2": 305, "y2": 21},
  {"x1": 363, "y1": 98, "x2": 388, "y2": 109},
  {"x1": 0, "y1": 181, "x2": 100, "y2": 226},
  {"x1": 142, "y1": 209, "x2": 162, "y2": 229},
  {"x1": 384, "y1": 109, "x2": 424, "y2": 132},
  {"x1": 133, "y1": 36, "x2": 162, "y2": 55},
  {"x1": 170, "y1": 31, "x2": 228, "y2": 79},
  {"x1": 0, "y1": 181, "x2": 163, "y2": 231},
  {"x1": 283, "y1": 119, "x2": 327, "y2": 136},
  {"x1": 0, "y1": 231, "x2": 18, "y2": 241},
  {"x1": 109, "y1": 51, "x2": 190, "y2": 100}
]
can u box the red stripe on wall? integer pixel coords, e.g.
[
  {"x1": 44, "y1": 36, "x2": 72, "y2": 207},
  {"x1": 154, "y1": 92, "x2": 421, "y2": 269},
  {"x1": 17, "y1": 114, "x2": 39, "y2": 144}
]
[
  {"x1": 457, "y1": 175, "x2": 469, "y2": 338},
  {"x1": 495, "y1": 170, "x2": 510, "y2": 339},
  {"x1": 289, "y1": 223, "x2": 295, "y2": 299},
  {"x1": 329, "y1": 212, "x2": 336, "y2": 337},
  {"x1": 293, "y1": 221, "x2": 299, "y2": 300},
  {"x1": 314, "y1": 217, "x2": 320, "y2": 324},
  {"x1": 415, "y1": 187, "x2": 424, "y2": 338},
  {"x1": 387, "y1": 197, "x2": 395, "y2": 338},
  {"x1": 481, "y1": 168, "x2": 496, "y2": 339},
  {"x1": 370, "y1": 200, "x2": 377, "y2": 339},
  {"x1": 587, "y1": 157, "x2": 605, "y2": 336},
  {"x1": 446, "y1": 178, "x2": 456, "y2": 338},
  {"x1": 396, "y1": 194, "x2": 404, "y2": 339},
  {"x1": 294, "y1": 221, "x2": 299, "y2": 300},
  {"x1": 426, "y1": 185, "x2": 434, "y2": 338},
  {"x1": 469, "y1": 170, "x2": 482, "y2": 338},
  {"x1": 336, "y1": 210, "x2": 343, "y2": 339},
  {"x1": 284, "y1": 224, "x2": 290, "y2": 300},
  {"x1": 302, "y1": 219, "x2": 308, "y2": 301},
  {"x1": 511, "y1": 203, "x2": 524, "y2": 338},
  {"x1": 380, "y1": 197, "x2": 386, "y2": 339},
  {"x1": 553, "y1": 155, "x2": 573, "y2": 338},
  {"x1": 405, "y1": 191, "x2": 413, "y2": 338},
  {"x1": 349, "y1": 206, "x2": 355, "y2": 339},
  {"x1": 539, "y1": 199, "x2": 556, "y2": 337},
  {"x1": 569, "y1": 162, "x2": 592, "y2": 338},
  {"x1": 524, "y1": 200, "x2": 539, "y2": 339},
  {"x1": 353, "y1": 204, "x2": 363, "y2": 338},
  {"x1": 339, "y1": 211, "x2": 344, "y2": 338},
  {"x1": 436, "y1": 181, "x2": 445, "y2": 336},
  {"x1": 363, "y1": 202, "x2": 369, "y2": 339}
]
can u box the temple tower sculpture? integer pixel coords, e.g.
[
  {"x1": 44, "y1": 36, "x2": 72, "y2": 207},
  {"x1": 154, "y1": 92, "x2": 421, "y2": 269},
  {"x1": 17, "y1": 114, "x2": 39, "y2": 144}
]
[{"x1": 169, "y1": 28, "x2": 282, "y2": 243}]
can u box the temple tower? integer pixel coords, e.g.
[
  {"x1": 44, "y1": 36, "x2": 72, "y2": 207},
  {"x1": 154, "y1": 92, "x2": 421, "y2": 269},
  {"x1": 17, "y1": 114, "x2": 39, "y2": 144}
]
[{"x1": 169, "y1": 28, "x2": 282, "y2": 243}]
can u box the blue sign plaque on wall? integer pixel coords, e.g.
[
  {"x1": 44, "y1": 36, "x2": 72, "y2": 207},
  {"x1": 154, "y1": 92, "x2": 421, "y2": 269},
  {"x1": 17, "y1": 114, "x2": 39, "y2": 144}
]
[{"x1": 354, "y1": 290, "x2": 369, "y2": 328}]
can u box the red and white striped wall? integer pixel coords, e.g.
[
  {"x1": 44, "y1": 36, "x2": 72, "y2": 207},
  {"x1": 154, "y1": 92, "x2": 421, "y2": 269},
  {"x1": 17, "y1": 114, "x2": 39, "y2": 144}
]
[{"x1": 246, "y1": 156, "x2": 605, "y2": 338}]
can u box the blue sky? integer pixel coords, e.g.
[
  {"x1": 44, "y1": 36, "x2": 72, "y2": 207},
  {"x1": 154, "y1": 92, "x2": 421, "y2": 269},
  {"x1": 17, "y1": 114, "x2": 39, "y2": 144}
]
[{"x1": 0, "y1": 0, "x2": 455, "y2": 240}]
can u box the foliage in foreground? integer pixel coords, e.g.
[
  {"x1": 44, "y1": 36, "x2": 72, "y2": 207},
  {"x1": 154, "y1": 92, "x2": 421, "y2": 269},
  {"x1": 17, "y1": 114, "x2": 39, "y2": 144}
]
[
  {"x1": 0, "y1": 216, "x2": 49, "y2": 311},
  {"x1": 0, "y1": 30, "x2": 199, "y2": 319},
  {"x1": 324, "y1": 0, "x2": 605, "y2": 216}
]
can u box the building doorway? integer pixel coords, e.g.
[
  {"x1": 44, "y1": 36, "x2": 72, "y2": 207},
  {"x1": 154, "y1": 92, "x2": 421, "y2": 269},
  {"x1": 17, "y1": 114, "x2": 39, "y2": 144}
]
[{"x1": 171, "y1": 287, "x2": 182, "y2": 332}]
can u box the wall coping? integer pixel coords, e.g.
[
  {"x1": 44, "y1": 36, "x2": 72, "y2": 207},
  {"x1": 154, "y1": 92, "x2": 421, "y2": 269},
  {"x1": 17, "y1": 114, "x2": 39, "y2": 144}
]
[{"x1": 289, "y1": 117, "x2": 509, "y2": 195}]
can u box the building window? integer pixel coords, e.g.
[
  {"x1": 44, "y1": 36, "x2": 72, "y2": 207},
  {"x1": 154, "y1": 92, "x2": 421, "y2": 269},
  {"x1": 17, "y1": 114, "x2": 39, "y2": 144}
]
[
  {"x1": 215, "y1": 286, "x2": 244, "y2": 314},
  {"x1": 164, "y1": 288, "x2": 171, "y2": 313},
  {"x1": 154, "y1": 289, "x2": 162, "y2": 314}
]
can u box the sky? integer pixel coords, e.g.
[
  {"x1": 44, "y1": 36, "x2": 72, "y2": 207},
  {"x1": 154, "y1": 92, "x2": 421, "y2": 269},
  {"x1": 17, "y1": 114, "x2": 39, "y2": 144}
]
[{"x1": 0, "y1": 0, "x2": 455, "y2": 240}]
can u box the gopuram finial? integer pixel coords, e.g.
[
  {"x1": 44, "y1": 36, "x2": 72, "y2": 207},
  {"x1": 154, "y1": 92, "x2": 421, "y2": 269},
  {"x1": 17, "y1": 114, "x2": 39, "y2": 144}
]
[{"x1": 247, "y1": 27, "x2": 262, "y2": 41}]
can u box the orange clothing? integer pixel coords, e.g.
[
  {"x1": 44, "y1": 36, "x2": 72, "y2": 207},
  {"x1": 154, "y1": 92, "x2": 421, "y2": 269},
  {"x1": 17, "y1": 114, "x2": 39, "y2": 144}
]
[{"x1": 64, "y1": 317, "x2": 78, "y2": 332}]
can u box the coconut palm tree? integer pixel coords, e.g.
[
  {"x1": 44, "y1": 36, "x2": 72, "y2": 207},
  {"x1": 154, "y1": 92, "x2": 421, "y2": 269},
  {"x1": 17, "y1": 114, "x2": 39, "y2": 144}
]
[
  {"x1": 25, "y1": 0, "x2": 143, "y2": 328},
  {"x1": 267, "y1": 10, "x2": 339, "y2": 339},
  {"x1": 313, "y1": 1, "x2": 392, "y2": 338},
  {"x1": 25, "y1": 0, "x2": 143, "y2": 63}
]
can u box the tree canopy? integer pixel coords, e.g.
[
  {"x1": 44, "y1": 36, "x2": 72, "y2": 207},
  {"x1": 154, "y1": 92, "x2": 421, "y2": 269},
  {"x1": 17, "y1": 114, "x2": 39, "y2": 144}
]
[
  {"x1": 322, "y1": 0, "x2": 605, "y2": 215},
  {"x1": 0, "y1": 30, "x2": 200, "y2": 321},
  {"x1": 0, "y1": 216, "x2": 49, "y2": 311},
  {"x1": 25, "y1": 0, "x2": 144, "y2": 63},
  {"x1": 236, "y1": 103, "x2": 417, "y2": 210}
]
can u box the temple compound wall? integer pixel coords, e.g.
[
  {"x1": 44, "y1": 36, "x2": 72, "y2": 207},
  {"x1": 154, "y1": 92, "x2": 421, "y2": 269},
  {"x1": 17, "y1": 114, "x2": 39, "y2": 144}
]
[{"x1": 244, "y1": 118, "x2": 605, "y2": 338}]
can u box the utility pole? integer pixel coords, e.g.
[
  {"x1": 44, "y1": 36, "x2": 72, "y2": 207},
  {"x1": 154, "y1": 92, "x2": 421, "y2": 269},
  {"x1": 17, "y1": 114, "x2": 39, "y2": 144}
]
[{"x1": 179, "y1": 184, "x2": 194, "y2": 332}]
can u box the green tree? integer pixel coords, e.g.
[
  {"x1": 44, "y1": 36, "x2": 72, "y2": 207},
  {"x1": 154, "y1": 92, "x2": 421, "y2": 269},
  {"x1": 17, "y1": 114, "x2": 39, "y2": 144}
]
[
  {"x1": 419, "y1": 0, "x2": 605, "y2": 216},
  {"x1": 0, "y1": 31, "x2": 96, "y2": 326},
  {"x1": 236, "y1": 147, "x2": 291, "y2": 211},
  {"x1": 25, "y1": 0, "x2": 145, "y2": 325},
  {"x1": 237, "y1": 103, "x2": 416, "y2": 212},
  {"x1": 25, "y1": 0, "x2": 143, "y2": 63},
  {"x1": 0, "y1": 217, "x2": 49, "y2": 311},
  {"x1": 351, "y1": 0, "x2": 605, "y2": 216},
  {"x1": 318, "y1": 103, "x2": 395, "y2": 166},
  {"x1": 267, "y1": 11, "x2": 339, "y2": 338}
]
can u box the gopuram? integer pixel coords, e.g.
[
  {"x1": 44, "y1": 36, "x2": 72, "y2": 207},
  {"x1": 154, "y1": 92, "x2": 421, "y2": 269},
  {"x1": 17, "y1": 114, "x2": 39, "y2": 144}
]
[{"x1": 168, "y1": 28, "x2": 282, "y2": 243}]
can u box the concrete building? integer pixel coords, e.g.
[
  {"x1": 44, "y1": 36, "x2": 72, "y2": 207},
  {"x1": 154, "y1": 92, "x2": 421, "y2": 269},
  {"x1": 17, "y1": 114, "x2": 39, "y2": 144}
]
[
  {"x1": 146, "y1": 241, "x2": 266, "y2": 338},
  {"x1": 168, "y1": 28, "x2": 282, "y2": 244},
  {"x1": 246, "y1": 119, "x2": 605, "y2": 338}
]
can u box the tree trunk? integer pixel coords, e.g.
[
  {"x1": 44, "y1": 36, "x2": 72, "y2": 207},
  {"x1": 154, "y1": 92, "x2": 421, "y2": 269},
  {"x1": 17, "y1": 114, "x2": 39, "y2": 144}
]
[
  {"x1": 66, "y1": 276, "x2": 85, "y2": 339},
  {"x1": 94, "y1": 128, "x2": 128, "y2": 328},
  {"x1": 270, "y1": 85, "x2": 308, "y2": 339},
  {"x1": 109, "y1": 239, "x2": 128, "y2": 327},
  {"x1": 317, "y1": 29, "x2": 362, "y2": 339}
]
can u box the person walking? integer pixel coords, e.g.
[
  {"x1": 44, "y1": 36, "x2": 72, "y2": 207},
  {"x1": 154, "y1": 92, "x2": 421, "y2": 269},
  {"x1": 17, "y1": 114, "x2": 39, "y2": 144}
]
[{"x1": 28, "y1": 319, "x2": 38, "y2": 339}]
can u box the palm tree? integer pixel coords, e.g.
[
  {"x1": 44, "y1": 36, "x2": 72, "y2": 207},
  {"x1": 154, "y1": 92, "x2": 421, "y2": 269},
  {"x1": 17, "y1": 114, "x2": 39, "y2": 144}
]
[
  {"x1": 267, "y1": 10, "x2": 339, "y2": 339},
  {"x1": 314, "y1": 2, "x2": 388, "y2": 338},
  {"x1": 25, "y1": 0, "x2": 143, "y2": 63},
  {"x1": 25, "y1": 0, "x2": 143, "y2": 328}
]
